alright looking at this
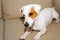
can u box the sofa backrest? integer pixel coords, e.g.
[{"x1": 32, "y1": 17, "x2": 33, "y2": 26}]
[{"x1": 2, "y1": 0, "x2": 53, "y2": 20}]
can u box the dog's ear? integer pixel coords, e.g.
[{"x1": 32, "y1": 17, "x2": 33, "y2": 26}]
[
  {"x1": 20, "y1": 9, "x2": 24, "y2": 22},
  {"x1": 20, "y1": 16, "x2": 25, "y2": 22},
  {"x1": 33, "y1": 4, "x2": 41, "y2": 14}
]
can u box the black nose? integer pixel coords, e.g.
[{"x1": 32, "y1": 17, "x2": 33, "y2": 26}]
[{"x1": 24, "y1": 22, "x2": 29, "y2": 27}]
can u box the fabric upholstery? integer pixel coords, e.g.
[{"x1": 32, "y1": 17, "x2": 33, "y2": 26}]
[
  {"x1": 0, "y1": 19, "x2": 3, "y2": 40},
  {"x1": 53, "y1": 0, "x2": 60, "y2": 14},
  {"x1": 4, "y1": 19, "x2": 24, "y2": 40}
]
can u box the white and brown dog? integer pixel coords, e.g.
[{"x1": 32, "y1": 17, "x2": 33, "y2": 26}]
[{"x1": 20, "y1": 4, "x2": 59, "y2": 40}]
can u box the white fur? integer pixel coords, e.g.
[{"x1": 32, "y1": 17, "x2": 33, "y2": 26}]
[{"x1": 20, "y1": 4, "x2": 59, "y2": 40}]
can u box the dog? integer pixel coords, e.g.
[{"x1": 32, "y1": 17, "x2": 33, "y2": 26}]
[{"x1": 20, "y1": 4, "x2": 59, "y2": 40}]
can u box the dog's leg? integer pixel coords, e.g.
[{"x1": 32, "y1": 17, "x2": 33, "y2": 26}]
[
  {"x1": 34, "y1": 28, "x2": 46, "y2": 40},
  {"x1": 20, "y1": 31, "x2": 31, "y2": 40},
  {"x1": 20, "y1": 27, "x2": 32, "y2": 40}
]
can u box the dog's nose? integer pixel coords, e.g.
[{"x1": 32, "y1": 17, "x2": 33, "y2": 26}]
[{"x1": 24, "y1": 22, "x2": 29, "y2": 27}]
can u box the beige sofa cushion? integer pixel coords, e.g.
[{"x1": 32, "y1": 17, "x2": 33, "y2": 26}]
[
  {"x1": 3, "y1": 0, "x2": 53, "y2": 20},
  {"x1": 0, "y1": 19, "x2": 3, "y2": 40},
  {"x1": 53, "y1": 0, "x2": 60, "y2": 13},
  {"x1": 4, "y1": 19, "x2": 60, "y2": 40},
  {"x1": 4, "y1": 19, "x2": 24, "y2": 40},
  {"x1": 0, "y1": 0, "x2": 2, "y2": 18}
]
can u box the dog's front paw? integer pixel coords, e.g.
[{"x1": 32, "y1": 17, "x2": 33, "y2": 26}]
[{"x1": 20, "y1": 36, "x2": 25, "y2": 40}]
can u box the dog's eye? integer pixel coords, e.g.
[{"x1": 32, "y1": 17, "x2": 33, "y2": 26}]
[{"x1": 29, "y1": 13, "x2": 33, "y2": 16}]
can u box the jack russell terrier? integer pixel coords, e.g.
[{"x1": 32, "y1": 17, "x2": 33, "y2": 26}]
[{"x1": 20, "y1": 4, "x2": 59, "y2": 40}]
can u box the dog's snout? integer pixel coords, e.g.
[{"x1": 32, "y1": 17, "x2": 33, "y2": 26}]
[{"x1": 24, "y1": 22, "x2": 29, "y2": 27}]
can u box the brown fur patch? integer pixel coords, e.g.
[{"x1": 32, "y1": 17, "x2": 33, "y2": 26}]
[{"x1": 29, "y1": 7, "x2": 37, "y2": 19}]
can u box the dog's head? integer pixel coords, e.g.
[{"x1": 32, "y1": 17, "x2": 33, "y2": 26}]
[{"x1": 20, "y1": 4, "x2": 41, "y2": 27}]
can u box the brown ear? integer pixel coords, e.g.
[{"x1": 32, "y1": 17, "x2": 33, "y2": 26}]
[
  {"x1": 20, "y1": 16, "x2": 25, "y2": 22},
  {"x1": 29, "y1": 7, "x2": 37, "y2": 19}
]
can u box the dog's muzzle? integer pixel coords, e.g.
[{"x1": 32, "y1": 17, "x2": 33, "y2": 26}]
[{"x1": 24, "y1": 22, "x2": 29, "y2": 27}]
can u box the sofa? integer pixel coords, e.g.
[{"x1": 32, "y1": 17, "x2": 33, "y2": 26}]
[{"x1": 0, "y1": 0, "x2": 60, "y2": 40}]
